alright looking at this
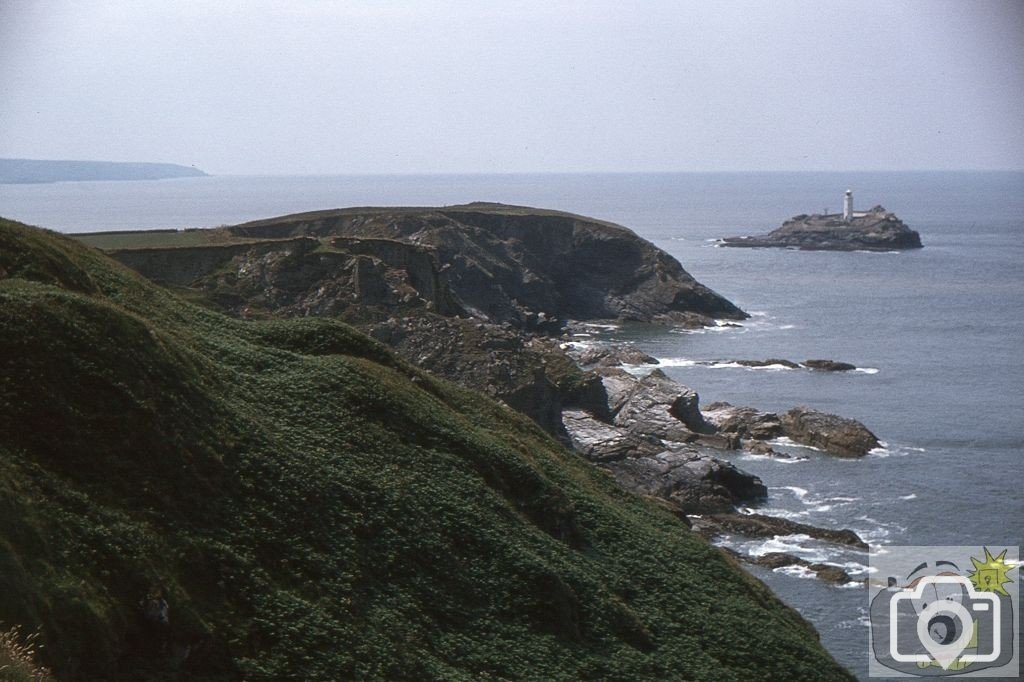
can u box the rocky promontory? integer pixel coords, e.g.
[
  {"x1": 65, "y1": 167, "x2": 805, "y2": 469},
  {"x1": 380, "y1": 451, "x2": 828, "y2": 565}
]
[
  {"x1": 721, "y1": 205, "x2": 922, "y2": 251},
  {"x1": 99, "y1": 203, "x2": 747, "y2": 328}
]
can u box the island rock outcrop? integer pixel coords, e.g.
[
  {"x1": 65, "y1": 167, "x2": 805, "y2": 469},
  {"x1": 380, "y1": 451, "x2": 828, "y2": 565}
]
[{"x1": 721, "y1": 205, "x2": 922, "y2": 251}]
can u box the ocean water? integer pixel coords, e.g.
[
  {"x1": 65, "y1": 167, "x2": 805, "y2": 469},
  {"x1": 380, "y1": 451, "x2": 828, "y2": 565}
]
[{"x1": 3, "y1": 171, "x2": 1022, "y2": 678}]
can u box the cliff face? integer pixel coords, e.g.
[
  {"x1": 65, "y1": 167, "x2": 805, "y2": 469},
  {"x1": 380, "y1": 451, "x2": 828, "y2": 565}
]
[
  {"x1": 105, "y1": 203, "x2": 747, "y2": 326},
  {"x1": 721, "y1": 206, "x2": 922, "y2": 251}
]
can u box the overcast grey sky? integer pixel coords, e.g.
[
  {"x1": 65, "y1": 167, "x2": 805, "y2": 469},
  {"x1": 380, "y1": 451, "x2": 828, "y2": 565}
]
[{"x1": 2, "y1": 0, "x2": 1022, "y2": 174}]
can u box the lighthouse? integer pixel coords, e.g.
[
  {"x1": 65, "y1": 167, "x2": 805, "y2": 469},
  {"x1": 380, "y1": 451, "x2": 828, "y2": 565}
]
[{"x1": 843, "y1": 189, "x2": 853, "y2": 221}]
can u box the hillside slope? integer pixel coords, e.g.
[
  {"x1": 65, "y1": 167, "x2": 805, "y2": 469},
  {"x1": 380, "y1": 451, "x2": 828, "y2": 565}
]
[{"x1": 0, "y1": 217, "x2": 849, "y2": 680}]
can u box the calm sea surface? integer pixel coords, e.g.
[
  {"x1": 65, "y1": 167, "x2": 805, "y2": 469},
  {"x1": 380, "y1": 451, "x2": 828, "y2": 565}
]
[{"x1": 3, "y1": 171, "x2": 1022, "y2": 678}]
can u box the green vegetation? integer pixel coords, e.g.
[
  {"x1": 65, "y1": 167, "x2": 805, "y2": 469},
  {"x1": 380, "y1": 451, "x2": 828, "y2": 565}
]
[{"x1": 0, "y1": 217, "x2": 852, "y2": 680}]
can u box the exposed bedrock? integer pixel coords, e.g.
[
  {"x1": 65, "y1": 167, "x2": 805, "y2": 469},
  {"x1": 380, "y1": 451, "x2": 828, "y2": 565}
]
[
  {"x1": 782, "y1": 407, "x2": 880, "y2": 457},
  {"x1": 111, "y1": 204, "x2": 747, "y2": 327}
]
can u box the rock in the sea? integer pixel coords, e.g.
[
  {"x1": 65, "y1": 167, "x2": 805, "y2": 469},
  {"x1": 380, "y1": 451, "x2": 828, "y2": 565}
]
[
  {"x1": 604, "y1": 449, "x2": 767, "y2": 514},
  {"x1": 746, "y1": 440, "x2": 802, "y2": 460},
  {"x1": 571, "y1": 344, "x2": 659, "y2": 367},
  {"x1": 734, "y1": 358, "x2": 800, "y2": 369},
  {"x1": 720, "y1": 205, "x2": 922, "y2": 251},
  {"x1": 803, "y1": 359, "x2": 857, "y2": 372},
  {"x1": 746, "y1": 552, "x2": 853, "y2": 585},
  {"x1": 701, "y1": 401, "x2": 783, "y2": 441},
  {"x1": 692, "y1": 513, "x2": 868, "y2": 550},
  {"x1": 782, "y1": 406, "x2": 880, "y2": 457}
]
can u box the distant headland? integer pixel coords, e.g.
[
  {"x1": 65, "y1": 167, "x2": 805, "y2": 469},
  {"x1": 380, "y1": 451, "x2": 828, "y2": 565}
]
[
  {"x1": 0, "y1": 158, "x2": 208, "y2": 184},
  {"x1": 720, "y1": 189, "x2": 923, "y2": 251}
]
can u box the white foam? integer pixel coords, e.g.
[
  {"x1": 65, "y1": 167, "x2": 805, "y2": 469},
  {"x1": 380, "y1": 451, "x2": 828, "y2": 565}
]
[
  {"x1": 768, "y1": 436, "x2": 826, "y2": 453},
  {"x1": 580, "y1": 323, "x2": 620, "y2": 330},
  {"x1": 775, "y1": 564, "x2": 817, "y2": 579},
  {"x1": 899, "y1": 493, "x2": 917, "y2": 500},
  {"x1": 778, "y1": 485, "x2": 809, "y2": 500},
  {"x1": 868, "y1": 442, "x2": 925, "y2": 458},
  {"x1": 653, "y1": 357, "x2": 701, "y2": 368},
  {"x1": 855, "y1": 367, "x2": 880, "y2": 374},
  {"x1": 739, "y1": 453, "x2": 808, "y2": 465},
  {"x1": 778, "y1": 324, "x2": 796, "y2": 330}
]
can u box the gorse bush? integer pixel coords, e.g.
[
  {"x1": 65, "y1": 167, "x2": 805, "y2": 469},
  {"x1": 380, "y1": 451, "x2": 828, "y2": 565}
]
[{"x1": 0, "y1": 218, "x2": 853, "y2": 680}]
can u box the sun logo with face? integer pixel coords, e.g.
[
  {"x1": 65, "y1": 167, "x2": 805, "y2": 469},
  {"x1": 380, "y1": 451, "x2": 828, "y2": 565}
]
[{"x1": 968, "y1": 547, "x2": 1016, "y2": 596}]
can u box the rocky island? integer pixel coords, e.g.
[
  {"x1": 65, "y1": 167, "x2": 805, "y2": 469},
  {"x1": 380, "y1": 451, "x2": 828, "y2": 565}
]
[{"x1": 720, "y1": 190, "x2": 922, "y2": 251}]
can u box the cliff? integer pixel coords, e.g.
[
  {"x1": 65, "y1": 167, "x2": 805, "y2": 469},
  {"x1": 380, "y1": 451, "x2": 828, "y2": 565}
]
[
  {"x1": 0, "y1": 216, "x2": 850, "y2": 679},
  {"x1": 84, "y1": 203, "x2": 747, "y2": 327},
  {"x1": 721, "y1": 205, "x2": 923, "y2": 251}
]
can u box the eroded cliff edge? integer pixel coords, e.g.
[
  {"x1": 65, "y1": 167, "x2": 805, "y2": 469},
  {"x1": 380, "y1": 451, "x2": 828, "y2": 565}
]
[{"x1": 94, "y1": 202, "x2": 747, "y2": 326}]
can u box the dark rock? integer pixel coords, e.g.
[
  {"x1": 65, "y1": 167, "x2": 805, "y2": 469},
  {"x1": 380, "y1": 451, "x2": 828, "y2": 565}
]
[
  {"x1": 747, "y1": 553, "x2": 853, "y2": 584},
  {"x1": 734, "y1": 358, "x2": 799, "y2": 369},
  {"x1": 701, "y1": 401, "x2": 783, "y2": 441},
  {"x1": 745, "y1": 440, "x2": 801, "y2": 459},
  {"x1": 572, "y1": 344, "x2": 659, "y2": 367},
  {"x1": 803, "y1": 359, "x2": 857, "y2": 372},
  {"x1": 692, "y1": 513, "x2": 868, "y2": 549},
  {"x1": 721, "y1": 206, "x2": 922, "y2": 251},
  {"x1": 782, "y1": 406, "x2": 880, "y2": 457},
  {"x1": 603, "y1": 449, "x2": 767, "y2": 514},
  {"x1": 808, "y1": 564, "x2": 853, "y2": 584}
]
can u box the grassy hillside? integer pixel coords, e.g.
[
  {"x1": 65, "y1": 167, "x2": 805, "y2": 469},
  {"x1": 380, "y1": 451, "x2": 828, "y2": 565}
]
[{"x1": 0, "y1": 217, "x2": 851, "y2": 680}]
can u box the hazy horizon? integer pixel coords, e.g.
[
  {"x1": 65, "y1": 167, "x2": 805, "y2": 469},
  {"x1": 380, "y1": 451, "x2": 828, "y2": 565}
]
[{"x1": 2, "y1": 0, "x2": 1022, "y2": 175}]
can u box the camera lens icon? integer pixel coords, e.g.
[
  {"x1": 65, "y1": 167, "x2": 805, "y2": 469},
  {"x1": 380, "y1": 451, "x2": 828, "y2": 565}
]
[{"x1": 889, "y1": 575, "x2": 1001, "y2": 670}]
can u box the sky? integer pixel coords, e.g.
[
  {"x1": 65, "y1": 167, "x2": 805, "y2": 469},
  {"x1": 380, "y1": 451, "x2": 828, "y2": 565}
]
[{"x1": 1, "y1": 0, "x2": 1022, "y2": 175}]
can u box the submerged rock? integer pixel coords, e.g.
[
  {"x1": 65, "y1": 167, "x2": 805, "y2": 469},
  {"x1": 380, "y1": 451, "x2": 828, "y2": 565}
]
[
  {"x1": 782, "y1": 406, "x2": 880, "y2": 457},
  {"x1": 733, "y1": 358, "x2": 800, "y2": 369},
  {"x1": 692, "y1": 513, "x2": 868, "y2": 550},
  {"x1": 746, "y1": 552, "x2": 854, "y2": 585},
  {"x1": 803, "y1": 359, "x2": 857, "y2": 372}
]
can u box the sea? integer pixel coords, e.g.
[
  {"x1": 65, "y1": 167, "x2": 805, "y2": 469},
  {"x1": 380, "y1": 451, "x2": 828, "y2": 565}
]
[{"x1": 2, "y1": 171, "x2": 1022, "y2": 678}]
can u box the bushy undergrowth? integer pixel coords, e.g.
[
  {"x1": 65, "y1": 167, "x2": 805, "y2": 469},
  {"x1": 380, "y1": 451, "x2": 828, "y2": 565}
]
[{"x1": 0, "y1": 218, "x2": 852, "y2": 680}]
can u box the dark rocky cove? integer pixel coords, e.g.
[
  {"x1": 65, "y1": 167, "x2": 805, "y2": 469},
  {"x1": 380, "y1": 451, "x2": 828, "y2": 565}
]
[{"x1": 84, "y1": 203, "x2": 876, "y2": 585}]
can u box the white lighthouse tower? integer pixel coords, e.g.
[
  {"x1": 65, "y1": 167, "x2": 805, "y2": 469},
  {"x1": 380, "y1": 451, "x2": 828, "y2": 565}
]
[{"x1": 843, "y1": 189, "x2": 853, "y2": 221}]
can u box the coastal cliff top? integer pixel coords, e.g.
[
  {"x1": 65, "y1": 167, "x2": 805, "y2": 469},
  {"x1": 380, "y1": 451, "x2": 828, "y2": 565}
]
[{"x1": 75, "y1": 203, "x2": 748, "y2": 323}]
